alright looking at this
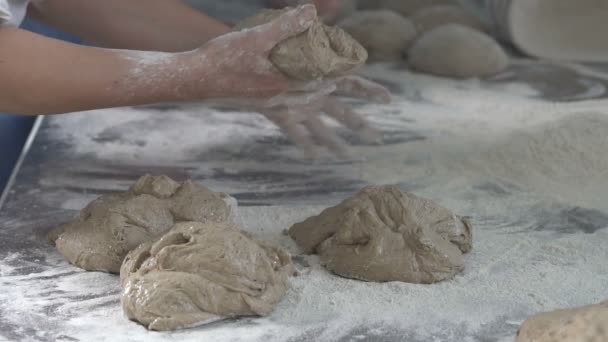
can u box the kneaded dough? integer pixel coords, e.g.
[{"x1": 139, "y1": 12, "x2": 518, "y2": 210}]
[
  {"x1": 516, "y1": 301, "x2": 608, "y2": 342},
  {"x1": 235, "y1": 8, "x2": 367, "y2": 81},
  {"x1": 411, "y1": 5, "x2": 488, "y2": 35},
  {"x1": 288, "y1": 186, "x2": 472, "y2": 283},
  {"x1": 357, "y1": 0, "x2": 455, "y2": 17},
  {"x1": 338, "y1": 10, "x2": 417, "y2": 62},
  {"x1": 48, "y1": 175, "x2": 237, "y2": 273},
  {"x1": 408, "y1": 24, "x2": 509, "y2": 78},
  {"x1": 120, "y1": 222, "x2": 294, "y2": 331}
]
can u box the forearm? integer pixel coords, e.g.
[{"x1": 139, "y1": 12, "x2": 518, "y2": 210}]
[
  {"x1": 29, "y1": 0, "x2": 231, "y2": 52},
  {"x1": 0, "y1": 28, "x2": 199, "y2": 115}
]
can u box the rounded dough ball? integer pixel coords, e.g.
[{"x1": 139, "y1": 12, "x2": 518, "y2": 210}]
[
  {"x1": 411, "y1": 5, "x2": 488, "y2": 35},
  {"x1": 408, "y1": 24, "x2": 509, "y2": 78},
  {"x1": 357, "y1": 0, "x2": 455, "y2": 17},
  {"x1": 338, "y1": 10, "x2": 417, "y2": 62}
]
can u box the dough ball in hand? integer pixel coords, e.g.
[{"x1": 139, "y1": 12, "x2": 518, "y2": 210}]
[
  {"x1": 357, "y1": 0, "x2": 456, "y2": 17},
  {"x1": 288, "y1": 186, "x2": 473, "y2": 283},
  {"x1": 48, "y1": 175, "x2": 237, "y2": 274},
  {"x1": 408, "y1": 24, "x2": 509, "y2": 78},
  {"x1": 516, "y1": 301, "x2": 608, "y2": 342},
  {"x1": 411, "y1": 5, "x2": 488, "y2": 35},
  {"x1": 338, "y1": 10, "x2": 417, "y2": 62},
  {"x1": 235, "y1": 8, "x2": 368, "y2": 81},
  {"x1": 120, "y1": 222, "x2": 295, "y2": 331}
]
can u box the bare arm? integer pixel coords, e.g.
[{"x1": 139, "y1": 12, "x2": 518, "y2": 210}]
[
  {"x1": 29, "y1": 0, "x2": 231, "y2": 52},
  {"x1": 0, "y1": 6, "x2": 316, "y2": 115}
]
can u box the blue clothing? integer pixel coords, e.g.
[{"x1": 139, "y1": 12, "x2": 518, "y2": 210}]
[{"x1": 0, "y1": 19, "x2": 81, "y2": 194}]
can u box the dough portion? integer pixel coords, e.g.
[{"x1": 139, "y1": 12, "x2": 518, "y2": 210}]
[
  {"x1": 48, "y1": 175, "x2": 237, "y2": 273},
  {"x1": 120, "y1": 222, "x2": 295, "y2": 331},
  {"x1": 411, "y1": 5, "x2": 488, "y2": 35},
  {"x1": 338, "y1": 10, "x2": 417, "y2": 62},
  {"x1": 357, "y1": 0, "x2": 455, "y2": 17},
  {"x1": 408, "y1": 24, "x2": 509, "y2": 78},
  {"x1": 235, "y1": 8, "x2": 367, "y2": 80},
  {"x1": 516, "y1": 301, "x2": 608, "y2": 342},
  {"x1": 288, "y1": 186, "x2": 472, "y2": 283}
]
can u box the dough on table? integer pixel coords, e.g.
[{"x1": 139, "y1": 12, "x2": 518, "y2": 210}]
[
  {"x1": 411, "y1": 5, "x2": 488, "y2": 36},
  {"x1": 323, "y1": 0, "x2": 357, "y2": 25},
  {"x1": 120, "y1": 222, "x2": 295, "y2": 331},
  {"x1": 338, "y1": 10, "x2": 417, "y2": 62},
  {"x1": 516, "y1": 300, "x2": 608, "y2": 342},
  {"x1": 408, "y1": 24, "x2": 509, "y2": 78},
  {"x1": 357, "y1": 0, "x2": 455, "y2": 17},
  {"x1": 235, "y1": 8, "x2": 367, "y2": 80},
  {"x1": 288, "y1": 186, "x2": 472, "y2": 283},
  {"x1": 48, "y1": 175, "x2": 237, "y2": 273}
]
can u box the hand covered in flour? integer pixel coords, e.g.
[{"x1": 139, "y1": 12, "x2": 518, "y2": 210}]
[
  {"x1": 182, "y1": 5, "x2": 317, "y2": 99},
  {"x1": 259, "y1": 76, "x2": 391, "y2": 157}
]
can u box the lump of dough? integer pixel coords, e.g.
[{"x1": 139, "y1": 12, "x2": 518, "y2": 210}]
[
  {"x1": 120, "y1": 222, "x2": 295, "y2": 331},
  {"x1": 408, "y1": 24, "x2": 509, "y2": 78},
  {"x1": 357, "y1": 0, "x2": 455, "y2": 17},
  {"x1": 288, "y1": 186, "x2": 472, "y2": 283},
  {"x1": 411, "y1": 5, "x2": 488, "y2": 35},
  {"x1": 235, "y1": 8, "x2": 367, "y2": 80},
  {"x1": 48, "y1": 175, "x2": 237, "y2": 273},
  {"x1": 516, "y1": 301, "x2": 608, "y2": 342},
  {"x1": 338, "y1": 10, "x2": 417, "y2": 62}
]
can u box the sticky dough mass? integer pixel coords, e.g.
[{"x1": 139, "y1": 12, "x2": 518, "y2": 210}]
[
  {"x1": 48, "y1": 175, "x2": 237, "y2": 273},
  {"x1": 235, "y1": 8, "x2": 367, "y2": 80},
  {"x1": 288, "y1": 186, "x2": 472, "y2": 283},
  {"x1": 120, "y1": 221, "x2": 295, "y2": 331}
]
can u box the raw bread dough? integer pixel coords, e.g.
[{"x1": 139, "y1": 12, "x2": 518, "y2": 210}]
[
  {"x1": 357, "y1": 0, "x2": 455, "y2": 17},
  {"x1": 235, "y1": 8, "x2": 367, "y2": 81},
  {"x1": 338, "y1": 10, "x2": 417, "y2": 62},
  {"x1": 120, "y1": 221, "x2": 294, "y2": 331},
  {"x1": 48, "y1": 175, "x2": 237, "y2": 273},
  {"x1": 288, "y1": 186, "x2": 472, "y2": 283},
  {"x1": 411, "y1": 5, "x2": 488, "y2": 35},
  {"x1": 516, "y1": 301, "x2": 608, "y2": 342},
  {"x1": 408, "y1": 24, "x2": 509, "y2": 78}
]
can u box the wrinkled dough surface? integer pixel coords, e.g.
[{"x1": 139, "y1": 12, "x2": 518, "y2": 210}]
[
  {"x1": 288, "y1": 186, "x2": 472, "y2": 283},
  {"x1": 235, "y1": 8, "x2": 367, "y2": 80},
  {"x1": 408, "y1": 24, "x2": 509, "y2": 78},
  {"x1": 338, "y1": 10, "x2": 416, "y2": 62},
  {"x1": 48, "y1": 175, "x2": 237, "y2": 273},
  {"x1": 120, "y1": 222, "x2": 294, "y2": 331},
  {"x1": 411, "y1": 5, "x2": 488, "y2": 35},
  {"x1": 516, "y1": 301, "x2": 608, "y2": 342},
  {"x1": 357, "y1": 0, "x2": 455, "y2": 17}
]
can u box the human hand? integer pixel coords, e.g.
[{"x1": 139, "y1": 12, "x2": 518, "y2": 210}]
[
  {"x1": 179, "y1": 5, "x2": 317, "y2": 99},
  {"x1": 258, "y1": 75, "x2": 391, "y2": 157}
]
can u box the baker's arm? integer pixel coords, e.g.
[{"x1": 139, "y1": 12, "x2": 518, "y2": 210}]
[
  {"x1": 28, "y1": 0, "x2": 231, "y2": 52},
  {"x1": 0, "y1": 5, "x2": 316, "y2": 115}
]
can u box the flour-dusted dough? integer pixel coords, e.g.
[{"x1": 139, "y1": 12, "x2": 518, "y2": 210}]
[
  {"x1": 48, "y1": 175, "x2": 237, "y2": 273},
  {"x1": 288, "y1": 186, "x2": 472, "y2": 283},
  {"x1": 338, "y1": 10, "x2": 417, "y2": 62},
  {"x1": 120, "y1": 222, "x2": 295, "y2": 331},
  {"x1": 408, "y1": 24, "x2": 509, "y2": 78},
  {"x1": 411, "y1": 5, "x2": 488, "y2": 35},
  {"x1": 516, "y1": 301, "x2": 608, "y2": 342},
  {"x1": 235, "y1": 8, "x2": 367, "y2": 80},
  {"x1": 357, "y1": 0, "x2": 455, "y2": 17}
]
